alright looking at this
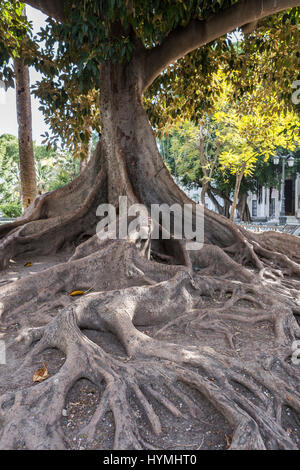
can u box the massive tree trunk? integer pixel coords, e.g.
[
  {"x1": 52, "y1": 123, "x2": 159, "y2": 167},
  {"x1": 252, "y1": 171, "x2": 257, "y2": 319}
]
[
  {"x1": 1, "y1": 0, "x2": 300, "y2": 451},
  {"x1": 14, "y1": 53, "x2": 37, "y2": 210},
  {"x1": 1, "y1": 59, "x2": 300, "y2": 450}
]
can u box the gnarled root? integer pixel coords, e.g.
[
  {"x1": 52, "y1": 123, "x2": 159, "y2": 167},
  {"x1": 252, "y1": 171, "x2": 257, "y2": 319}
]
[
  {"x1": 1, "y1": 248, "x2": 300, "y2": 450},
  {"x1": 2, "y1": 63, "x2": 300, "y2": 450}
]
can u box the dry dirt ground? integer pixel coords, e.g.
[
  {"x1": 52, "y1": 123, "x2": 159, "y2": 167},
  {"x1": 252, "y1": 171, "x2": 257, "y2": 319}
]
[
  {"x1": 0, "y1": 250, "x2": 299, "y2": 450},
  {"x1": 0, "y1": 253, "x2": 230, "y2": 450}
]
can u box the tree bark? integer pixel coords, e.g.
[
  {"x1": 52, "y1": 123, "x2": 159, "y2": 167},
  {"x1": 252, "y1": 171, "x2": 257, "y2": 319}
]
[
  {"x1": 14, "y1": 54, "x2": 37, "y2": 210},
  {"x1": 207, "y1": 187, "x2": 227, "y2": 215},
  {"x1": 230, "y1": 169, "x2": 245, "y2": 222},
  {"x1": 1, "y1": 0, "x2": 300, "y2": 451},
  {"x1": 237, "y1": 192, "x2": 251, "y2": 222},
  {"x1": 207, "y1": 186, "x2": 232, "y2": 218},
  {"x1": 201, "y1": 182, "x2": 209, "y2": 206}
]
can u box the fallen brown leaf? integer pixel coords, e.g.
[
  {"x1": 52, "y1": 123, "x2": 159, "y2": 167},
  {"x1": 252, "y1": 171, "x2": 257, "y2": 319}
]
[
  {"x1": 69, "y1": 285, "x2": 95, "y2": 297},
  {"x1": 69, "y1": 290, "x2": 85, "y2": 296},
  {"x1": 225, "y1": 433, "x2": 231, "y2": 449},
  {"x1": 33, "y1": 362, "x2": 50, "y2": 383}
]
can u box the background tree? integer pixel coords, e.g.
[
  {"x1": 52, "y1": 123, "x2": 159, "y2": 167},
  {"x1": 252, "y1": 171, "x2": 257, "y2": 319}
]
[
  {"x1": 0, "y1": 133, "x2": 21, "y2": 216},
  {"x1": 213, "y1": 70, "x2": 300, "y2": 220},
  {"x1": 0, "y1": 133, "x2": 79, "y2": 217},
  {"x1": 0, "y1": 2, "x2": 38, "y2": 209},
  {"x1": 14, "y1": 11, "x2": 37, "y2": 209},
  {"x1": 159, "y1": 70, "x2": 300, "y2": 221},
  {"x1": 0, "y1": 1, "x2": 30, "y2": 87},
  {"x1": 159, "y1": 121, "x2": 234, "y2": 215}
]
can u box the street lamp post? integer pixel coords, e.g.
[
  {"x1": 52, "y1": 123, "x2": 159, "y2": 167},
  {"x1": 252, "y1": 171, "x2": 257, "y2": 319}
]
[{"x1": 273, "y1": 154, "x2": 295, "y2": 225}]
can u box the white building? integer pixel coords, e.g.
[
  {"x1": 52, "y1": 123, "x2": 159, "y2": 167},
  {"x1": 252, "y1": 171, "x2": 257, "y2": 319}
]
[
  {"x1": 180, "y1": 174, "x2": 300, "y2": 224},
  {"x1": 179, "y1": 184, "x2": 221, "y2": 212},
  {"x1": 247, "y1": 174, "x2": 300, "y2": 223}
]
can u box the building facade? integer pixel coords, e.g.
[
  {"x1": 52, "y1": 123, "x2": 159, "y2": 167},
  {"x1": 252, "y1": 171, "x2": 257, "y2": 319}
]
[
  {"x1": 180, "y1": 174, "x2": 300, "y2": 223},
  {"x1": 247, "y1": 174, "x2": 300, "y2": 222}
]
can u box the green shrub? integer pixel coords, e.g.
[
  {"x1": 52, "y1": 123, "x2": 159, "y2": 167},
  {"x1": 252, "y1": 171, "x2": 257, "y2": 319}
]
[{"x1": 0, "y1": 202, "x2": 22, "y2": 218}]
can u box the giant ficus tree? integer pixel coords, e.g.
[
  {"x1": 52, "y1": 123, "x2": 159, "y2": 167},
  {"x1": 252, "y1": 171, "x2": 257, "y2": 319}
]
[{"x1": 1, "y1": 0, "x2": 300, "y2": 451}]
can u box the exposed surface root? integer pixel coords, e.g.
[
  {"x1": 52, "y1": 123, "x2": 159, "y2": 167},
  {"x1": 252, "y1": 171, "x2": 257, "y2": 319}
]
[
  {"x1": 1, "y1": 117, "x2": 300, "y2": 449},
  {"x1": 1, "y1": 234, "x2": 300, "y2": 449}
]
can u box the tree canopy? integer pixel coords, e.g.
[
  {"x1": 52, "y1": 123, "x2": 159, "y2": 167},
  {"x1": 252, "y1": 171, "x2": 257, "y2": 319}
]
[
  {"x1": 146, "y1": 8, "x2": 300, "y2": 132},
  {"x1": 0, "y1": 0, "x2": 32, "y2": 87},
  {"x1": 0, "y1": 1, "x2": 297, "y2": 161},
  {"x1": 3, "y1": 0, "x2": 296, "y2": 155}
]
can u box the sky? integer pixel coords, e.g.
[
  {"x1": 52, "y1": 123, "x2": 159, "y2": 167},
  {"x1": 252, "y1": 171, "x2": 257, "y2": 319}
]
[{"x1": 0, "y1": 6, "x2": 49, "y2": 145}]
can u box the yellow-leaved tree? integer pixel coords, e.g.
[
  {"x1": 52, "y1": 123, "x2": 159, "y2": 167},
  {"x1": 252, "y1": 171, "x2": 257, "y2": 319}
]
[{"x1": 212, "y1": 71, "x2": 300, "y2": 221}]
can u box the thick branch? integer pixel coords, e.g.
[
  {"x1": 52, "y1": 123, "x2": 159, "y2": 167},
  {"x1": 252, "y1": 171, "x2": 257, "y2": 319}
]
[
  {"x1": 23, "y1": 0, "x2": 65, "y2": 21},
  {"x1": 211, "y1": 187, "x2": 232, "y2": 206},
  {"x1": 142, "y1": 0, "x2": 300, "y2": 91},
  {"x1": 207, "y1": 187, "x2": 224, "y2": 215}
]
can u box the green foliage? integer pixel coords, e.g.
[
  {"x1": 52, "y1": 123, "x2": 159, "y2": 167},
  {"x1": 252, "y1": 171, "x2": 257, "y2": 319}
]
[
  {"x1": 34, "y1": 146, "x2": 80, "y2": 192},
  {"x1": 38, "y1": 0, "x2": 235, "y2": 89},
  {"x1": 1, "y1": 0, "x2": 299, "y2": 178},
  {"x1": 0, "y1": 202, "x2": 22, "y2": 218},
  {"x1": 0, "y1": 1, "x2": 99, "y2": 158},
  {"x1": 29, "y1": 1, "x2": 240, "y2": 150},
  {"x1": 145, "y1": 8, "x2": 300, "y2": 131},
  {"x1": 160, "y1": 74, "x2": 300, "y2": 209},
  {"x1": 0, "y1": 133, "x2": 20, "y2": 205},
  {"x1": 33, "y1": 82, "x2": 100, "y2": 158},
  {"x1": 0, "y1": 134, "x2": 80, "y2": 214},
  {"x1": 159, "y1": 118, "x2": 219, "y2": 190},
  {"x1": 228, "y1": 9, "x2": 300, "y2": 115},
  {"x1": 160, "y1": 120, "x2": 220, "y2": 189},
  {"x1": 212, "y1": 69, "x2": 300, "y2": 180},
  {"x1": 145, "y1": 41, "x2": 229, "y2": 132},
  {"x1": 5, "y1": 0, "x2": 296, "y2": 161},
  {"x1": 0, "y1": 1, "x2": 33, "y2": 87}
]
